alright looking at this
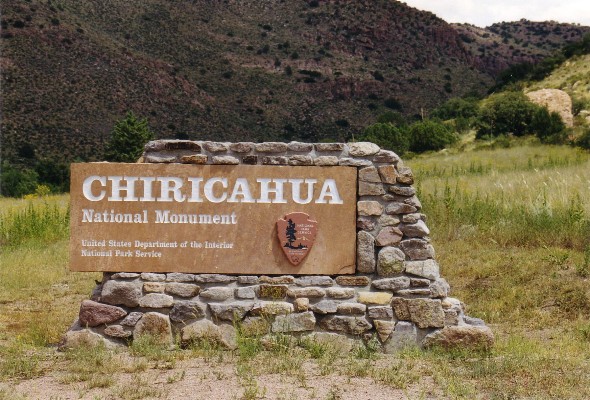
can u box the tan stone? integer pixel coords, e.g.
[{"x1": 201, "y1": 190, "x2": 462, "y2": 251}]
[
  {"x1": 287, "y1": 287, "x2": 326, "y2": 298},
  {"x1": 335, "y1": 276, "x2": 371, "y2": 286},
  {"x1": 180, "y1": 154, "x2": 208, "y2": 164},
  {"x1": 374, "y1": 320, "x2": 395, "y2": 342},
  {"x1": 526, "y1": 88, "x2": 573, "y2": 127},
  {"x1": 143, "y1": 282, "x2": 165, "y2": 293},
  {"x1": 133, "y1": 312, "x2": 173, "y2": 345},
  {"x1": 313, "y1": 156, "x2": 340, "y2": 166},
  {"x1": 294, "y1": 298, "x2": 310, "y2": 312},
  {"x1": 358, "y1": 167, "x2": 381, "y2": 183},
  {"x1": 378, "y1": 165, "x2": 397, "y2": 184},
  {"x1": 259, "y1": 276, "x2": 295, "y2": 284},
  {"x1": 258, "y1": 284, "x2": 288, "y2": 299},
  {"x1": 375, "y1": 226, "x2": 403, "y2": 246},
  {"x1": 422, "y1": 326, "x2": 494, "y2": 350},
  {"x1": 391, "y1": 297, "x2": 410, "y2": 320},
  {"x1": 357, "y1": 201, "x2": 384, "y2": 216},
  {"x1": 348, "y1": 142, "x2": 380, "y2": 156},
  {"x1": 358, "y1": 292, "x2": 393, "y2": 305},
  {"x1": 407, "y1": 299, "x2": 445, "y2": 329},
  {"x1": 359, "y1": 181, "x2": 385, "y2": 196}
]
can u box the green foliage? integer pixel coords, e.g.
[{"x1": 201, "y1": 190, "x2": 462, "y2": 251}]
[
  {"x1": 476, "y1": 92, "x2": 539, "y2": 138},
  {"x1": 0, "y1": 201, "x2": 69, "y2": 247},
  {"x1": 576, "y1": 127, "x2": 590, "y2": 150},
  {"x1": 35, "y1": 159, "x2": 70, "y2": 193},
  {"x1": 431, "y1": 97, "x2": 479, "y2": 120},
  {"x1": 408, "y1": 119, "x2": 458, "y2": 152},
  {"x1": 104, "y1": 112, "x2": 154, "y2": 162},
  {"x1": 530, "y1": 108, "x2": 566, "y2": 143},
  {"x1": 376, "y1": 111, "x2": 406, "y2": 125},
  {"x1": 0, "y1": 163, "x2": 38, "y2": 197},
  {"x1": 359, "y1": 123, "x2": 410, "y2": 154}
]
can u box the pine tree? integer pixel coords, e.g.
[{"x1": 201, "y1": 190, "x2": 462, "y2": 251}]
[{"x1": 104, "y1": 111, "x2": 154, "y2": 162}]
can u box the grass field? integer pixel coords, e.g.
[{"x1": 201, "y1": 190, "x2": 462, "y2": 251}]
[{"x1": 1, "y1": 141, "x2": 589, "y2": 399}]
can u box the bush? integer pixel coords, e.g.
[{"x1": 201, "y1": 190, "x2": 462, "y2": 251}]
[
  {"x1": 431, "y1": 97, "x2": 479, "y2": 120},
  {"x1": 530, "y1": 108, "x2": 566, "y2": 143},
  {"x1": 358, "y1": 123, "x2": 410, "y2": 154},
  {"x1": 0, "y1": 163, "x2": 39, "y2": 198},
  {"x1": 408, "y1": 120, "x2": 458, "y2": 153},
  {"x1": 576, "y1": 128, "x2": 590, "y2": 150},
  {"x1": 104, "y1": 112, "x2": 155, "y2": 163},
  {"x1": 475, "y1": 92, "x2": 539, "y2": 138},
  {"x1": 376, "y1": 111, "x2": 406, "y2": 126}
]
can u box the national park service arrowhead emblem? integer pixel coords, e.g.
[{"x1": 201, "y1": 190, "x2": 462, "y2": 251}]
[{"x1": 276, "y1": 212, "x2": 318, "y2": 266}]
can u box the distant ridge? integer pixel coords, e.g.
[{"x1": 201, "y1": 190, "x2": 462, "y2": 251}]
[{"x1": 1, "y1": 0, "x2": 588, "y2": 163}]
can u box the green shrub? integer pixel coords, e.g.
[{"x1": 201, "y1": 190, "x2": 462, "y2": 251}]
[
  {"x1": 576, "y1": 128, "x2": 590, "y2": 150},
  {"x1": 408, "y1": 120, "x2": 458, "y2": 152},
  {"x1": 104, "y1": 112, "x2": 155, "y2": 163},
  {"x1": 476, "y1": 92, "x2": 539, "y2": 138},
  {"x1": 431, "y1": 97, "x2": 479, "y2": 120},
  {"x1": 530, "y1": 108, "x2": 566, "y2": 143},
  {"x1": 0, "y1": 163, "x2": 38, "y2": 198},
  {"x1": 359, "y1": 123, "x2": 410, "y2": 154}
]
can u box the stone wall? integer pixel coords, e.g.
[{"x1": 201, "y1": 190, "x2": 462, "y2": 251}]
[{"x1": 62, "y1": 140, "x2": 493, "y2": 352}]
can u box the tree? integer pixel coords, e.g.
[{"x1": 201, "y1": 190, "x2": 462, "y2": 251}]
[
  {"x1": 408, "y1": 120, "x2": 458, "y2": 153},
  {"x1": 475, "y1": 92, "x2": 538, "y2": 138},
  {"x1": 104, "y1": 112, "x2": 154, "y2": 162},
  {"x1": 0, "y1": 162, "x2": 38, "y2": 197},
  {"x1": 530, "y1": 108, "x2": 566, "y2": 143},
  {"x1": 358, "y1": 123, "x2": 410, "y2": 155}
]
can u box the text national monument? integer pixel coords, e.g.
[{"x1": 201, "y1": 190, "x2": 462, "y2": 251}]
[{"x1": 63, "y1": 141, "x2": 494, "y2": 352}]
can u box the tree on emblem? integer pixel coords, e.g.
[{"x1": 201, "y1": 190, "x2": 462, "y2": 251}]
[{"x1": 284, "y1": 219, "x2": 307, "y2": 250}]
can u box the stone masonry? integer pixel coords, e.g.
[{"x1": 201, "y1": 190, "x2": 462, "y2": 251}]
[{"x1": 61, "y1": 140, "x2": 493, "y2": 352}]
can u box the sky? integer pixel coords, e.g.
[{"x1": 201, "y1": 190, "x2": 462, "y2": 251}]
[{"x1": 402, "y1": 0, "x2": 590, "y2": 27}]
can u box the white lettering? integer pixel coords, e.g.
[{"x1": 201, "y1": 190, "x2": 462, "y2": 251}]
[
  {"x1": 82, "y1": 176, "x2": 106, "y2": 201},
  {"x1": 257, "y1": 178, "x2": 287, "y2": 204},
  {"x1": 316, "y1": 179, "x2": 343, "y2": 204}
]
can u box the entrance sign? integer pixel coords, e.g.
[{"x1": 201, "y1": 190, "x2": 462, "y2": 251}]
[{"x1": 69, "y1": 163, "x2": 357, "y2": 274}]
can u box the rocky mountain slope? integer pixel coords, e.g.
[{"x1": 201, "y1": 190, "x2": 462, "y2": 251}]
[{"x1": 1, "y1": 0, "x2": 588, "y2": 162}]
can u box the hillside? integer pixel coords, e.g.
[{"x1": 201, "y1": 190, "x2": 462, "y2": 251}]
[{"x1": 1, "y1": 0, "x2": 589, "y2": 163}]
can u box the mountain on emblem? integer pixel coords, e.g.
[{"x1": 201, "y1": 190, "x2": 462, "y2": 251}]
[{"x1": 276, "y1": 212, "x2": 318, "y2": 266}]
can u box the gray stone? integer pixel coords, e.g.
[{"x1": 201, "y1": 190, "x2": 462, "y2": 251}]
[
  {"x1": 326, "y1": 288, "x2": 356, "y2": 299},
  {"x1": 180, "y1": 154, "x2": 208, "y2": 164},
  {"x1": 358, "y1": 167, "x2": 381, "y2": 183},
  {"x1": 385, "y1": 202, "x2": 418, "y2": 215},
  {"x1": 256, "y1": 142, "x2": 288, "y2": 153},
  {"x1": 262, "y1": 156, "x2": 289, "y2": 165},
  {"x1": 410, "y1": 278, "x2": 431, "y2": 287},
  {"x1": 388, "y1": 185, "x2": 416, "y2": 197},
  {"x1": 162, "y1": 140, "x2": 201, "y2": 152},
  {"x1": 314, "y1": 156, "x2": 340, "y2": 166},
  {"x1": 140, "y1": 273, "x2": 166, "y2": 282},
  {"x1": 357, "y1": 217, "x2": 377, "y2": 230},
  {"x1": 336, "y1": 303, "x2": 366, "y2": 315},
  {"x1": 372, "y1": 276, "x2": 411, "y2": 291},
  {"x1": 444, "y1": 309, "x2": 460, "y2": 326},
  {"x1": 235, "y1": 286, "x2": 257, "y2": 299},
  {"x1": 165, "y1": 283, "x2": 200, "y2": 298},
  {"x1": 295, "y1": 276, "x2": 334, "y2": 287},
  {"x1": 375, "y1": 226, "x2": 403, "y2": 246},
  {"x1": 142, "y1": 283, "x2": 164, "y2": 295},
  {"x1": 407, "y1": 299, "x2": 445, "y2": 328},
  {"x1": 402, "y1": 213, "x2": 423, "y2": 224},
  {"x1": 79, "y1": 300, "x2": 127, "y2": 327},
  {"x1": 101, "y1": 280, "x2": 143, "y2": 307},
  {"x1": 212, "y1": 155, "x2": 239, "y2": 165},
  {"x1": 287, "y1": 287, "x2": 326, "y2": 298},
  {"x1": 302, "y1": 332, "x2": 355, "y2": 353},
  {"x1": 367, "y1": 306, "x2": 394, "y2": 320},
  {"x1": 166, "y1": 273, "x2": 195, "y2": 282},
  {"x1": 104, "y1": 325, "x2": 132, "y2": 339},
  {"x1": 112, "y1": 272, "x2": 139, "y2": 279},
  {"x1": 464, "y1": 315, "x2": 487, "y2": 326},
  {"x1": 199, "y1": 287, "x2": 233, "y2": 301},
  {"x1": 357, "y1": 201, "x2": 384, "y2": 216},
  {"x1": 383, "y1": 321, "x2": 418, "y2": 353},
  {"x1": 358, "y1": 181, "x2": 385, "y2": 196},
  {"x1": 272, "y1": 312, "x2": 316, "y2": 333},
  {"x1": 237, "y1": 276, "x2": 259, "y2": 284},
  {"x1": 430, "y1": 278, "x2": 450, "y2": 298},
  {"x1": 348, "y1": 142, "x2": 380, "y2": 156},
  {"x1": 144, "y1": 140, "x2": 166, "y2": 152},
  {"x1": 339, "y1": 158, "x2": 372, "y2": 167},
  {"x1": 294, "y1": 298, "x2": 309, "y2": 312},
  {"x1": 169, "y1": 301, "x2": 206, "y2": 323},
  {"x1": 422, "y1": 326, "x2": 494, "y2": 350},
  {"x1": 240, "y1": 317, "x2": 271, "y2": 336},
  {"x1": 404, "y1": 196, "x2": 422, "y2": 210},
  {"x1": 310, "y1": 300, "x2": 339, "y2": 314},
  {"x1": 379, "y1": 214, "x2": 401, "y2": 226},
  {"x1": 144, "y1": 154, "x2": 176, "y2": 163},
  {"x1": 121, "y1": 312, "x2": 143, "y2": 327},
  {"x1": 203, "y1": 142, "x2": 229, "y2": 152},
  {"x1": 377, "y1": 246, "x2": 405, "y2": 276},
  {"x1": 404, "y1": 259, "x2": 440, "y2": 280},
  {"x1": 315, "y1": 143, "x2": 344, "y2": 152},
  {"x1": 133, "y1": 312, "x2": 173, "y2": 345},
  {"x1": 289, "y1": 155, "x2": 313, "y2": 166},
  {"x1": 138, "y1": 293, "x2": 174, "y2": 308},
  {"x1": 400, "y1": 239, "x2": 435, "y2": 261},
  {"x1": 373, "y1": 150, "x2": 400, "y2": 164},
  {"x1": 320, "y1": 316, "x2": 373, "y2": 335},
  {"x1": 60, "y1": 327, "x2": 114, "y2": 350},
  {"x1": 356, "y1": 231, "x2": 376, "y2": 273},
  {"x1": 194, "y1": 274, "x2": 237, "y2": 283},
  {"x1": 250, "y1": 301, "x2": 294, "y2": 315},
  {"x1": 287, "y1": 141, "x2": 313, "y2": 152},
  {"x1": 181, "y1": 320, "x2": 237, "y2": 350},
  {"x1": 230, "y1": 142, "x2": 254, "y2": 153},
  {"x1": 397, "y1": 288, "x2": 431, "y2": 296},
  {"x1": 374, "y1": 320, "x2": 395, "y2": 342},
  {"x1": 209, "y1": 301, "x2": 254, "y2": 322}
]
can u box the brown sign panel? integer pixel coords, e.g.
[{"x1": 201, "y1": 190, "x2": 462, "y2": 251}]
[{"x1": 69, "y1": 163, "x2": 357, "y2": 275}]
